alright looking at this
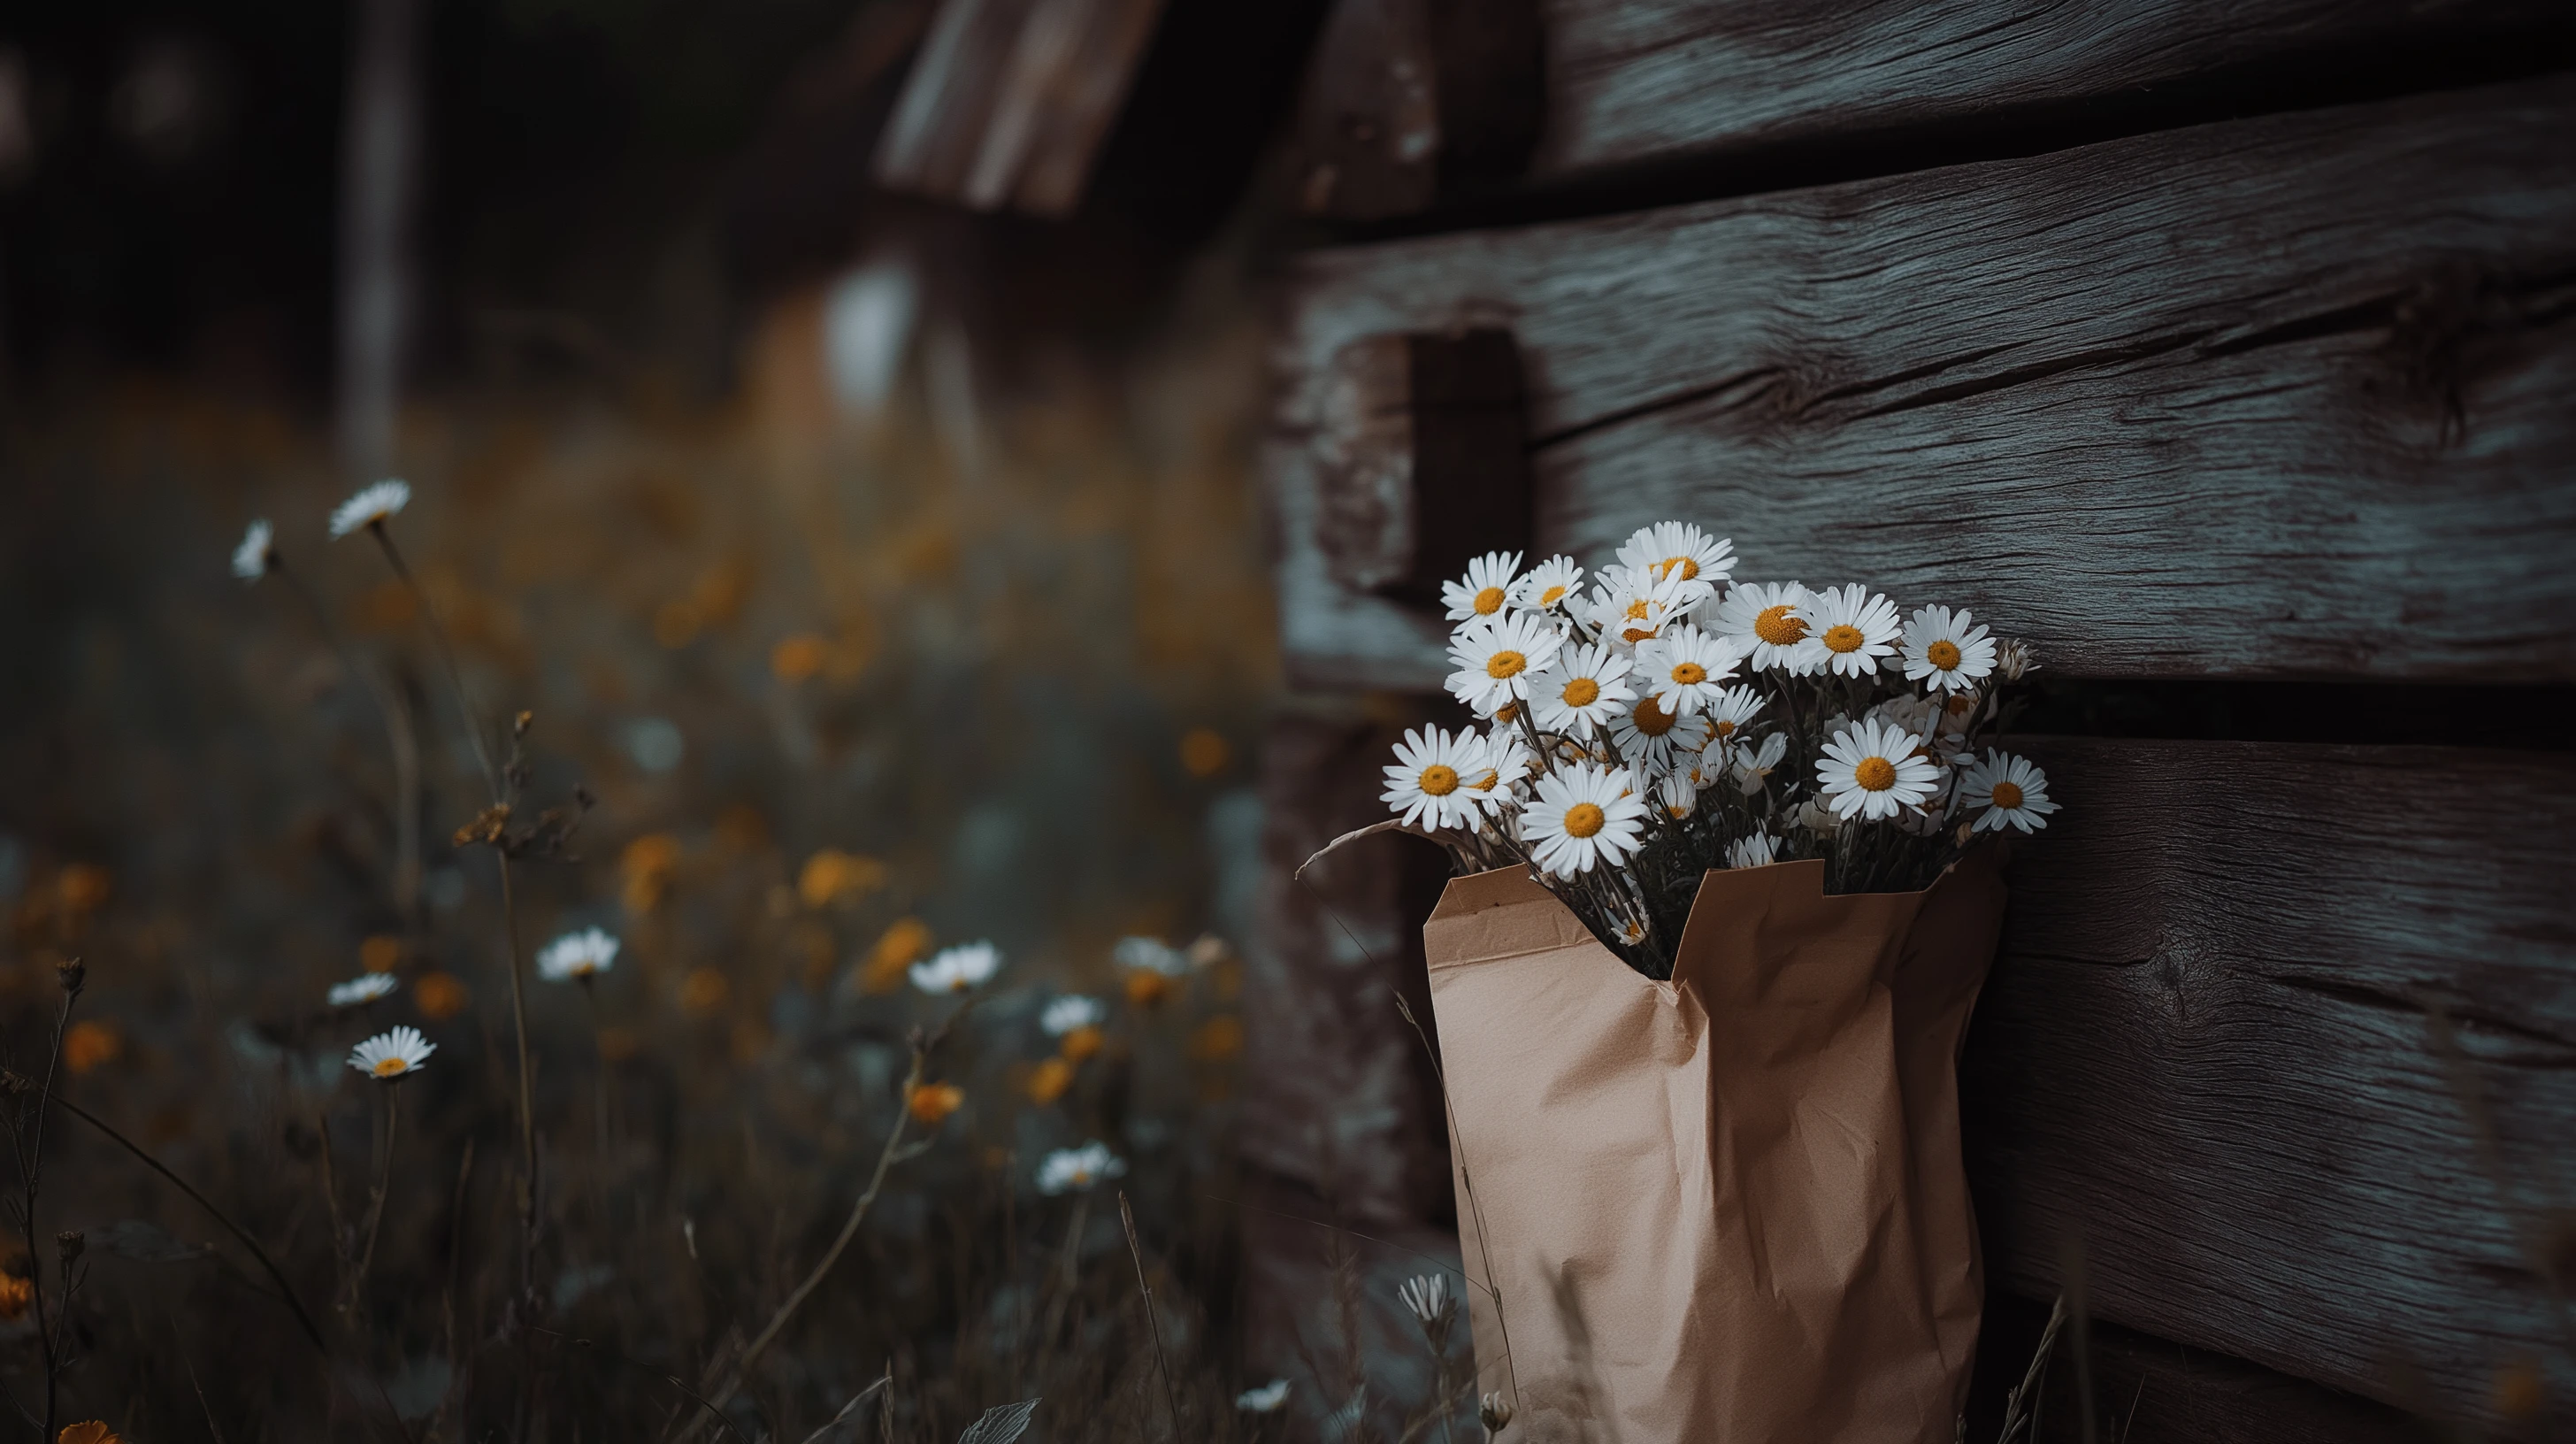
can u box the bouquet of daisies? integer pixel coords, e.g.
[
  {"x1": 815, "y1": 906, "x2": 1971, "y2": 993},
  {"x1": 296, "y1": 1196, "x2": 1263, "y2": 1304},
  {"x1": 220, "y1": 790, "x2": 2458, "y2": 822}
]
[{"x1": 1380, "y1": 522, "x2": 2055, "y2": 979}]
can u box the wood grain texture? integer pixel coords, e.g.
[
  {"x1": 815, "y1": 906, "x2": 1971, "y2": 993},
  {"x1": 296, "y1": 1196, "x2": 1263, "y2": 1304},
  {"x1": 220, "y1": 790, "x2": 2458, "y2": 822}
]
[
  {"x1": 1239, "y1": 705, "x2": 1457, "y2": 1227},
  {"x1": 1266, "y1": 77, "x2": 2576, "y2": 688},
  {"x1": 1530, "y1": 0, "x2": 2567, "y2": 181},
  {"x1": 1974, "y1": 1293, "x2": 2441, "y2": 1444},
  {"x1": 1965, "y1": 737, "x2": 2576, "y2": 1434}
]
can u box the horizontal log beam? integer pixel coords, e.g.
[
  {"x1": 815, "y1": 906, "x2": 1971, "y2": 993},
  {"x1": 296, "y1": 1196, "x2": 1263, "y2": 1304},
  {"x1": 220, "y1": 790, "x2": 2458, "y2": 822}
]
[
  {"x1": 1965, "y1": 737, "x2": 2576, "y2": 1434},
  {"x1": 1269, "y1": 77, "x2": 2576, "y2": 686}
]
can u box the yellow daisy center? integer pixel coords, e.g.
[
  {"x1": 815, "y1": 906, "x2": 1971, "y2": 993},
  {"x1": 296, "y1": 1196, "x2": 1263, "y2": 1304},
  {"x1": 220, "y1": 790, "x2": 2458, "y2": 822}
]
[
  {"x1": 1564, "y1": 803, "x2": 1606, "y2": 838},
  {"x1": 1668, "y1": 557, "x2": 1699, "y2": 580},
  {"x1": 1493, "y1": 702, "x2": 1520, "y2": 725},
  {"x1": 1990, "y1": 780, "x2": 2024, "y2": 810},
  {"x1": 1624, "y1": 599, "x2": 1651, "y2": 621},
  {"x1": 1561, "y1": 676, "x2": 1600, "y2": 708},
  {"x1": 1468, "y1": 768, "x2": 1501, "y2": 792},
  {"x1": 1540, "y1": 585, "x2": 1568, "y2": 606},
  {"x1": 1622, "y1": 626, "x2": 1660, "y2": 643},
  {"x1": 1823, "y1": 624, "x2": 1867, "y2": 654},
  {"x1": 1474, "y1": 586, "x2": 1506, "y2": 615},
  {"x1": 1714, "y1": 718, "x2": 1737, "y2": 737},
  {"x1": 1485, "y1": 650, "x2": 1526, "y2": 680},
  {"x1": 1670, "y1": 662, "x2": 1706, "y2": 686},
  {"x1": 1853, "y1": 757, "x2": 1898, "y2": 791},
  {"x1": 372, "y1": 1057, "x2": 408, "y2": 1078},
  {"x1": 1927, "y1": 639, "x2": 1962, "y2": 670},
  {"x1": 1419, "y1": 764, "x2": 1460, "y2": 796},
  {"x1": 1754, "y1": 605, "x2": 1807, "y2": 646},
  {"x1": 1630, "y1": 696, "x2": 1675, "y2": 737}
]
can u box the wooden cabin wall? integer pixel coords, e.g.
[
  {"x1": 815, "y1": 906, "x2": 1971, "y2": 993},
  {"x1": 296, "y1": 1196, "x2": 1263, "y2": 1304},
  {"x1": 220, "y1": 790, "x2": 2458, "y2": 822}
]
[{"x1": 1250, "y1": 3, "x2": 2576, "y2": 1438}]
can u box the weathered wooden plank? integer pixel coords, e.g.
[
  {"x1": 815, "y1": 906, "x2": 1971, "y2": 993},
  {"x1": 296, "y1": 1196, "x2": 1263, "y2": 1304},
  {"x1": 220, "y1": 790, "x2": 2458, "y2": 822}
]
[
  {"x1": 1965, "y1": 737, "x2": 2576, "y2": 1434},
  {"x1": 1531, "y1": 0, "x2": 2568, "y2": 185},
  {"x1": 1267, "y1": 77, "x2": 2576, "y2": 688},
  {"x1": 1974, "y1": 1293, "x2": 2439, "y2": 1443}
]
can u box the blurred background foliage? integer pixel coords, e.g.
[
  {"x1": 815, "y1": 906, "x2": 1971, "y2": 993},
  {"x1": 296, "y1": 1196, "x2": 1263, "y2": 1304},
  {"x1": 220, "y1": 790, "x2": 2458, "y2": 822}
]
[{"x1": 0, "y1": 1, "x2": 1364, "y2": 1438}]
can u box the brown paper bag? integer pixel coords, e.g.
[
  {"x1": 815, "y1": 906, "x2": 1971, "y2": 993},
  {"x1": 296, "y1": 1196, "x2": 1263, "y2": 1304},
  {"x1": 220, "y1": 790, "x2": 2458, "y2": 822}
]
[{"x1": 1425, "y1": 850, "x2": 2006, "y2": 1443}]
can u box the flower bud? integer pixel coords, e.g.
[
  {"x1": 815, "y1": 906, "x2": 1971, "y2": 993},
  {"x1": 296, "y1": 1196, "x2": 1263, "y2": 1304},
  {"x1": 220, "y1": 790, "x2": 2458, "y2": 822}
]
[
  {"x1": 55, "y1": 1231, "x2": 82, "y2": 1266},
  {"x1": 55, "y1": 956, "x2": 86, "y2": 996},
  {"x1": 1480, "y1": 1391, "x2": 1515, "y2": 1435}
]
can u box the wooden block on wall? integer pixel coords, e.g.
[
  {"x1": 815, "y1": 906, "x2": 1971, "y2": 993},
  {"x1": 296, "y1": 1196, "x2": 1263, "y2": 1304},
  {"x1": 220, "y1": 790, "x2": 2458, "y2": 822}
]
[{"x1": 1314, "y1": 327, "x2": 1534, "y2": 607}]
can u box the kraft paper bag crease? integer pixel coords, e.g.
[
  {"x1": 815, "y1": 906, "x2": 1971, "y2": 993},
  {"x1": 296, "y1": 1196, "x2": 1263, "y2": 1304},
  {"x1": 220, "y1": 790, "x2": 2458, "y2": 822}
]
[{"x1": 1428, "y1": 851, "x2": 2007, "y2": 1444}]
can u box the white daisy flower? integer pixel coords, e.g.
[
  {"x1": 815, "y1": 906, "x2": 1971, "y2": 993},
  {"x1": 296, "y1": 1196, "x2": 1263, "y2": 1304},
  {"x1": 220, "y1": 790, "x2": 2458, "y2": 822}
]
[
  {"x1": 1036, "y1": 1140, "x2": 1126, "y2": 1194},
  {"x1": 349, "y1": 1025, "x2": 435, "y2": 1081},
  {"x1": 1517, "y1": 763, "x2": 1649, "y2": 879},
  {"x1": 537, "y1": 926, "x2": 620, "y2": 983},
  {"x1": 1900, "y1": 605, "x2": 1997, "y2": 694},
  {"x1": 1510, "y1": 555, "x2": 1584, "y2": 614},
  {"x1": 1656, "y1": 763, "x2": 1703, "y2": 818},
  {"x1": 1936, "y1": 692, "x2": 1982, "y2": 741},
  {"x1": 1726, "y1": 832, "x2": 1780, "y2": 869},
  {"x1": 1042, "y1": 995, "x2": 1108, "y2": 1036},
  {"x1": 1113, "y1": 935, "x2": 1189, "y2": 976},
  {"x1": 1709, "y1": 582, "x2": 1817, "y2": 673},
  {"x1": 1868, "y1": 692, "x2": 1940, "y2": 740},
  {"x1": 1815, "y1": 718, "x2": 1944, "y2": 820},
  {"x1": 1471, "y1": 728, "x2": 1535, "y2": 803},
  {"x1": 1583, "y1": 567, "x2": 1708, "y2": 649},
  {"x1": 1527, "y1": 641, "x2": 1637, "y2": 735},
  {"x1": 1701, "y1": 686, "x2": 1767, "y2": 750},
  {"x1": 1995, "y1": 638, "x2": 2039, "y2": 682},
  {"x1": 1382, "y1": 725, "x2": 1499, "y2": 830},
  {"x1": 909, "y1": 941, "x2": 1001, "y2": 995},
  {"x1": 1238, "y1": 1380, "x2": 1291, "y2": 1413},
  {"x1": 1729, "y1": 730, "x2": 1788, "y2": 795},
  {"x1": 1440, "y1": 551, "x2": 1523, "y2": 623},
  {"x1": 1445, "y1": 611, "x2": 1564, "y2": 718},
  {"x1": 1797, "y1": 584, "x2": 1903, "y2": 679},
  {"x1": 327, "y1": 973, "x2": 398, "y2": 1008},
  {"x1": 232, "y1": 519, "x2": 275, "y2": 581},
  {"x1": 328, "y1": 479, "x2": 411, "y2": 539},
  {"x1": 1615, "y1": 521, "x2": 1734, "y2": 588},
  {"x1": 1959, "y1": 750, "x2": 2059, "y2": 833},
  {"x1": 1398, "y1": 1273, "x2": 1453, "y2": 1326},
  {"x1": 1794, "y1": 797, "x2": 1843, "y2": 837},
  {"x1": 1632, "y1": 624, "x2": 1746, "y2": 717},
  {"x1": 1606, "y1": 693, "x2": 1712, "y2": 777}
]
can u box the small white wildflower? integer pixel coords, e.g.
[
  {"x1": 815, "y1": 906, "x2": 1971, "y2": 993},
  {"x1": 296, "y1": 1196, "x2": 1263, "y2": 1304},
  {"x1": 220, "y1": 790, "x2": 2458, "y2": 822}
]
[
  {"x1": 327, "y1": 973, "x2": 399, "y2": 1008},
  {"x1": 1699, "y1": 685, "x2": 1766, "y2": 750},
  {"x1": 1036, "y1": 1141, "x2": 1126, "y2": 1195},
  {"x1": 909, "y1": 941, "x2": 1001, "y2": 995},
  {"x1": 328, "y1": 479, "x2": 411, "y2": 539},
  {"x1": 537, "y1": 927, "x2": 620, "y2": 983},
  {"x1": 349, "y1": 1025, "x2": 435, "y2": 1081},
  {"x1": 1041, "y1": 995, "x2": 1108, "y2": 1036},
  {"x1": 1632, "y1": 624, "x2": 1746, "y2": 717},
  {"x1": 1526, "y1": 640, "x2": 1637, "y2": 736},
  {"x1": 1995, "y1": 638, "x2": 2039, "y2": 682},
  {"x1": 1238, "y1": 1379, "x2": 1291, "y2": 1413},
  {"x1": 232, "y1": 519, "x2": 275, "y2": 581},
  {"x1": 1398, "y1": 1272, "x2": 1454, "y2": 1328},
  {"x1": 1112, "y1": 935, "x2": 1189, "y2": 977},
  {"x1": 1606, "y1": 692, "x2": 1711, "y2": 777}
]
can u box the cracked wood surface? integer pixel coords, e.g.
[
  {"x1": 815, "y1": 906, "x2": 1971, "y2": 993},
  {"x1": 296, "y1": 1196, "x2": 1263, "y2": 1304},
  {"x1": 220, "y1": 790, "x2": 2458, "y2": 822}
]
[
  {"x1": 1267, "y1": 76, "x2": 2576, "y2": 687},
  {"x1": 1966, "y1": 737, "x2": 2576, "y2": 1434},
  {"x1": 1528, "y1": 0, "x2": 2566, "y2": 183}
]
